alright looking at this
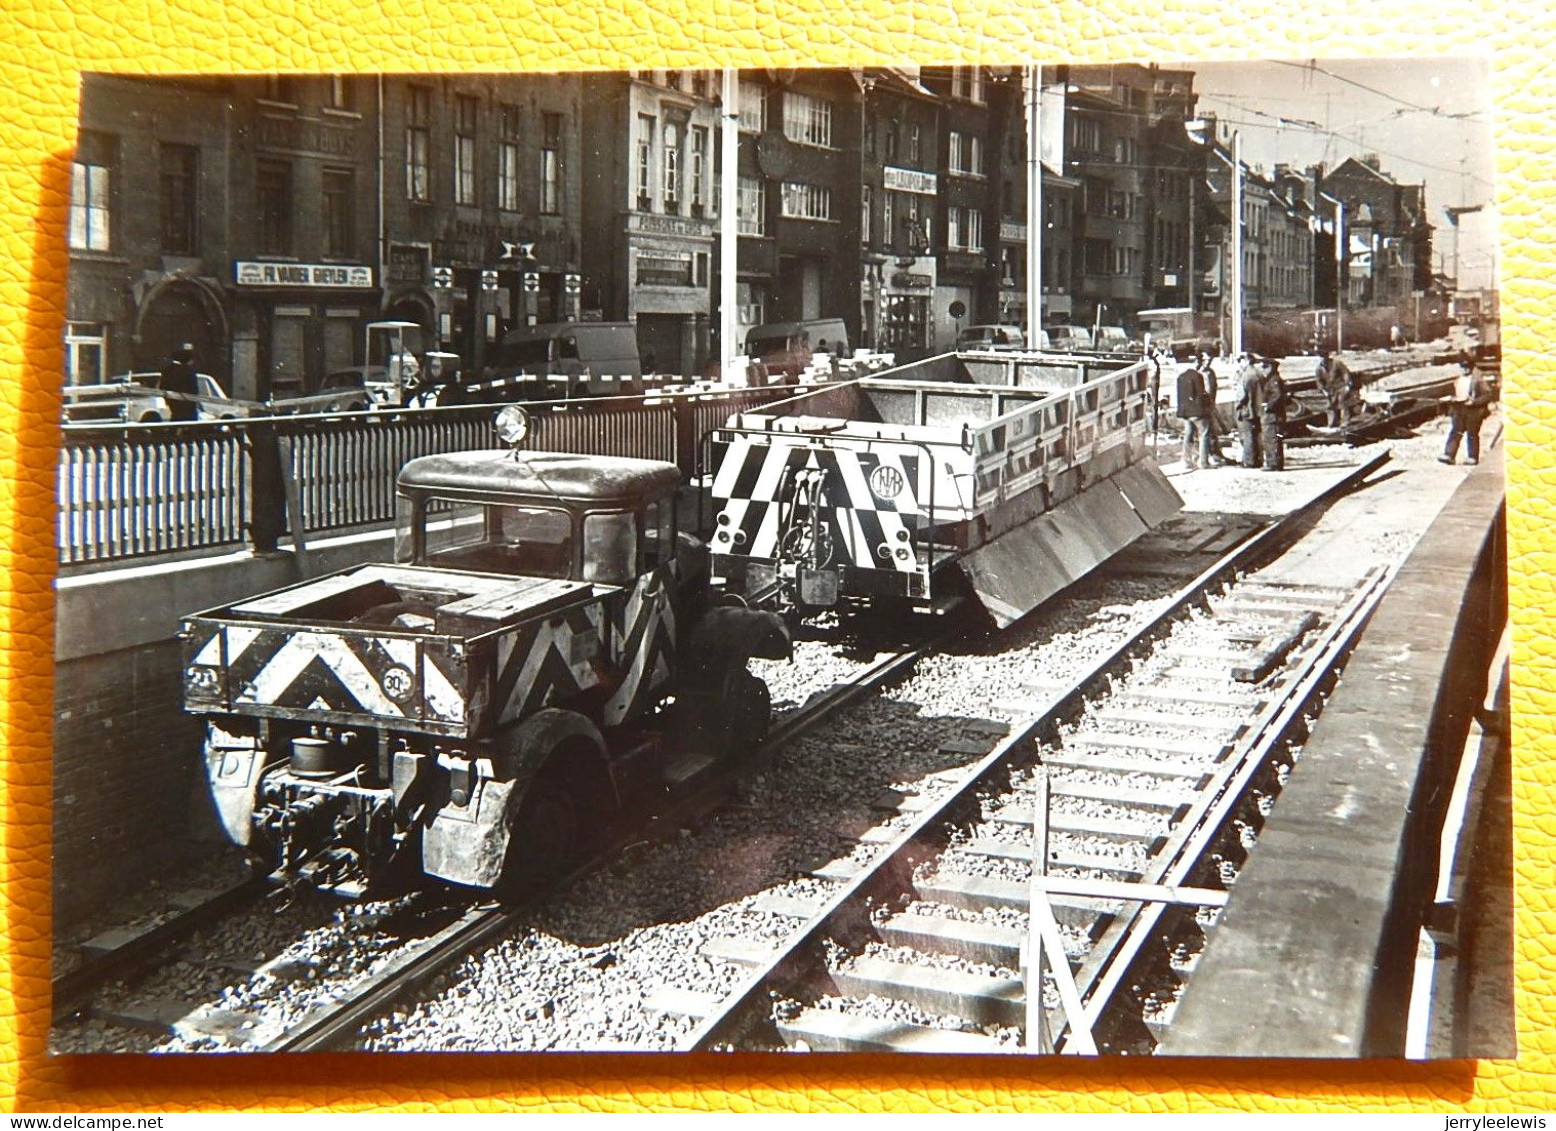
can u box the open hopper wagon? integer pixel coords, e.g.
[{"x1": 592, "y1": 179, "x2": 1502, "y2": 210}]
[{"x1": 703, "y1": 359, "x2": 1182, "y2": 627}]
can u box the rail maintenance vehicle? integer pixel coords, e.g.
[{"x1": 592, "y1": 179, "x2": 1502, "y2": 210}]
[
  {"x1": 182, "y1": 407, "x2": 790, "y2": 898},
  {"x1": 704, "y1": 355, "x2": 1182, "y2": 627}
]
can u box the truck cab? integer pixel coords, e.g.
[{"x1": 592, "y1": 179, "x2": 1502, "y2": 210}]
[{"x1": 183, "y1": 415, "x2": 789, "y2": 897}]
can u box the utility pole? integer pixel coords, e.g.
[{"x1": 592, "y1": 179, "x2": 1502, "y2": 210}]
[
  {"x1": 1335, "y1": 199, "x2": 1345, "y2": 351},
  {"x1": 1025, "y1": 64, "x2": 1044, "y2": 350},
  {"x1": 1230, "y1": 130, "x2": 1243, "y2": 357},
  {"x1": 720, "y1": 69, "x2": 741, "y2": 381}
]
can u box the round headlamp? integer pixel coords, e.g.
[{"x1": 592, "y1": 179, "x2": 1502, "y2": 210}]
[{"x1": 494, "y1": 405, "x2": 531, "y2": 447}]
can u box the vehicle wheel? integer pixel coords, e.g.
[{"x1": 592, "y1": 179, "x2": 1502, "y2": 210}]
[
  {"x1": 138, "y1": 412, "x2": 163, "y2": 423},
  {"x1": 498, "y1": 773, "x2": 579, "y2": 898}
]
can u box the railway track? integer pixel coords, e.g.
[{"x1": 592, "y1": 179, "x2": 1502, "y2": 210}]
[
  {"x1": 55, "y1": 454, "x2": 1391, "y2": 1055},
  {"x1": 672, "y1": 458, "x2": 1393, "y2": 1053},
  {"x1": 52, "y1": 623, "x2": 938, "y2": 1054}
]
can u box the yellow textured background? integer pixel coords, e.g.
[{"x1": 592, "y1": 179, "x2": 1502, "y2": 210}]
[{"x1": 0, "y1": 0, "x2": 1548, "y2": 1113}]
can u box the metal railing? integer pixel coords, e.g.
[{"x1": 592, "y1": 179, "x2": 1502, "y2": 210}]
[{"x1": 57, "y1": 386, "x2": 797, "y2": 570}]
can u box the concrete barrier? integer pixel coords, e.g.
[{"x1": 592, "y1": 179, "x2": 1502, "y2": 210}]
[{"x1": 1161, "y1": 455, "x2": 1507, "y2": 1057}]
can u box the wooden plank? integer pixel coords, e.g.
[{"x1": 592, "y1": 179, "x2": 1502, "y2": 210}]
[
  {"x1": 1031, "y1": 875, "x2": 1229, "y2": 908},
  {"x1": 991, "y1": 807, "x2": 1162, "y2": 842},
  {"x1": 916, "y1": 874, "x2": 1121, "y2": 927},
  {"x1": 644, "y1": 986, "x2": 722, "y2": 1019},
  {"x1": 1092, "y1": 708, "x2": 1241, "y2": 735},
  {"x1": 1232, "y1": 611, "x2": 1321, "y2": 683},
  {"x1": 777, "y1": 1008, "x2": 1006, "y2": 1054},
  {"x1": 1045, "y1": 748, "x2": 1209, "y2": 779},
  {"x1": 1048, "y1": 778, "x2": 1190, "y2": 811},
  {"x1": 809, "y1": 858, "x2": 864, "y2": 882},
  {"x1": 752, "y1": 893, "x2": 827, "y2": 919},
  {"x1": 1063, "y1": 731, "x2": 1230, "y2": 759},
  {"x1": 879, "y1": 912, "x2": 1028, "y2": 965},
  {"x1": 833, "y1": 956, "x2": 1024, "y2": 1026},
  {"x1": 700, "y1": 937, "x2": 775, "y2": 967},
  {"x1": 1115, "y1": 684, "x2": 1253, "y2": 709}
]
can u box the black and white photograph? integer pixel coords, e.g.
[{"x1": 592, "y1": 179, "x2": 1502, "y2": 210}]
[{"x1": 50, "y1": 58, "x2": 1506, "y2": 1058}]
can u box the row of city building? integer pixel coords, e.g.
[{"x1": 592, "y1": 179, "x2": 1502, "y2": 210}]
[{"x1": 66, "y1": 66, "x2": 1436, "y2": 399}]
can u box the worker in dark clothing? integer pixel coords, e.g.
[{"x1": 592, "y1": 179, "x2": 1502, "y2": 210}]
[
  {"x1": 1257, "y1": 358, "x2": 1287, "y2": 471},
  {"x1": 1234, "y1": 355, "x2": 1264, "y2": 468},
  {"x1": 1318, "y1": 351, "x2": 1356, "y2": 428},
  {"x1": 158, "y1": 342, "x2": 200, "y2": 422},
  {"x1": 1197, "y1": 350, "x2": 1228, "y2": 462},
  {"x1": 1440, "y1": 359, "x2": 1494, "y2": 465},
  {"x1": 1175, "y1": 359, "x2": 1214, "y2": 469}
]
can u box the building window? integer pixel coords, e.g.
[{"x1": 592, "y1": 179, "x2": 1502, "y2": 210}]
[
  {"x1": 541, "y1": 112, "x2": 562, "y2": 215},
  {"x1": 781, "y1": 182, "x2": 832, "y2": 221},
  {"x1": 904, "y1": 194, "x2": 931, "y2": 249},
  {"x1": 737, "y1": 176, "x2": 766, "y2": 236},
  {"x1": 406, "y1": 86, "x2": 431, "y2": 202},
  {"x1": 885, "y1": 122, "x2": 899, "y2": 163},
  {"x1": 326, "y1": 75, "x2": 352, "y2": 111},
  {"x1": 738, "y1": 81, "x2": 767, "y2": 132},
  {"x1": 454, "y1": 95, "x2": 478, "y2": 206},
  {"x1": 951, "y1": 66, "x2": 984, "y2": 103},
  {"x1": 861, "y1": 183, "x2": 872, "y2": 245},
  {"x1": 256, "y1": 159, "x2": 292, "y2": 255},
  {"x1": 1001, "y1": 246, "x2": 1018, "y2": 286},
  {"x1": 637, "y1": 250, "x2": 693, "y2": 287},
  {"x1": 158, "y1": 143, "x2": 198, "y2": 255},
  {"x1": 950, "y1": 131, "x2": 983, "y2": 177},
  {"x1": 947, "y1": 206, "x2": 982, "y2": 251},
  {"x1": 498, "y1": 105, "x2": 521, "y2": 212},
  {"x1": 882, "y1": 191, "x2": 896, "y2": 250},
  {"x1": 69, "y1": 145, "x2": 113, "y2": 252},
  {"x1": 782, "y1": 91, "x2": 833, "y2": 148},
  {"x1": 662, "y1": 122, "x2": 681, "y2": 214},
  {"x1": 636, "y1": 114, "x2": 655, "y2": 210},
  {"x1": 907, "y1": 123, "x2": 921, "y2": 164},
  {"x1": 65, "y1": 322, "x2": 106, "y2": 386},
  {"x1": 323, "y1": 168, "x2": 354, "y2": 256},
  {"x1": 691, "y1": 126, "x2": 708, "y2": 215},
  {"x1": 260, "y1": 76, "x2": 296, "y2": 104}
]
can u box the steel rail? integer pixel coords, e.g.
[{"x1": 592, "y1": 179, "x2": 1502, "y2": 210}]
[
  {"x1": 51, "y1": 876, "x2": 272, "y2": 1023},
  {"x1": 681, "y1": 451, "x2": 1389, "y2": 1052},
  {"x1": 262, "y1": 633, "x2": 940, "y2": 1053},
  {"x1": 1057, "y1": 563, "x2": 1397, "y2": 1049}
]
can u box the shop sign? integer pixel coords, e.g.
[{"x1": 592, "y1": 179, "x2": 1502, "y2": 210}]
[
  {"x1": 388, "y1": 244, "x2": 429, "y2": 286},
  {"x1": 235, "y1": 262, "x2": 374, "y2": 288},
  {"x1": 883, "y1": 166, "x2": 937, "y2": 195},
  {"x1": 1000, "y1": 221, "x2": 1027, "y2": 243},
  {"x1": 889, "y1": 272, "x2": 933, "y2": 290},
  {"x1": 628, "y1": 213, "x2": 715, "y2": 240},
  {"x1": 255, "y1": 116, "x2": 355, "y2": 158}
]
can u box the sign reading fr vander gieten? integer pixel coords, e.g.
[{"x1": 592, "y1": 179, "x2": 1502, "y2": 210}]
[{"x1": 234, "y1": 261, "x2": 375, "y2": 288}]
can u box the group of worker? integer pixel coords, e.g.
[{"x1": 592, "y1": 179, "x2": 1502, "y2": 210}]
[
  {"x1": 1166, "y1": 348, "x2": 1289, "y2": 472},
  {"x1": 1161, "y1": 343, "x2": 1494, "y2": 473}
]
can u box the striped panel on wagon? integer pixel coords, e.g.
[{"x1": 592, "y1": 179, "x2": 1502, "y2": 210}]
[
  {"x1": 186, "y1": 622, "x2": 471, "y2": 731},
  {"x1": 709, "y1": 434, "x2": 934, "y2": 605}
]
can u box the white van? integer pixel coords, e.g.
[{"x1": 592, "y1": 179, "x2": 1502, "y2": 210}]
[{"x1": 745, "y1": 319, "x2": 852, "y2": 378}]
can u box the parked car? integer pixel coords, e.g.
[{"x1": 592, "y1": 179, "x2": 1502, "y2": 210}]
[
  {"x1": 956, "y1": 324, "x2": 1029, "y2": 352},
  {"x1": 1045, "y1": 325, "x2": 1095, "y2": 352},
  {"x1": 1093, "y1": 326, "x2": 1141, "y2": 354},
  {"x1": 62, "y1": 372, "x2": 249, "y2": 424}
]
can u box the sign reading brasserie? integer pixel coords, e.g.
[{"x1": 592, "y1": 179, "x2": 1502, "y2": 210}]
[{"x1": 235, "y1": 262, "x2": 375, "y2": 288}]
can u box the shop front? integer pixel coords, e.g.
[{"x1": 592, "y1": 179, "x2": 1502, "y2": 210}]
[
  {"x1": 878, "y1": 255, "x2": 936, "y2": 360},
  {"x1": 231, "y1": 261, "x2": 377, "y2": 399}
]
